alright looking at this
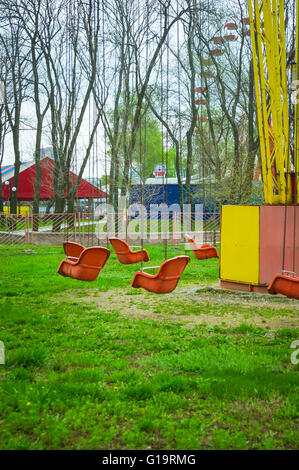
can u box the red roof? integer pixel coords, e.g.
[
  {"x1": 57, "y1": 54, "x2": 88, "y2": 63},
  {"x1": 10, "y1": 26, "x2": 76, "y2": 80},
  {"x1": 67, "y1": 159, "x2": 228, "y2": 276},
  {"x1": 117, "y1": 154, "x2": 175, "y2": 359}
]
[{"x1": 1, "y1": 157, "x2": 107, "y2": 201}]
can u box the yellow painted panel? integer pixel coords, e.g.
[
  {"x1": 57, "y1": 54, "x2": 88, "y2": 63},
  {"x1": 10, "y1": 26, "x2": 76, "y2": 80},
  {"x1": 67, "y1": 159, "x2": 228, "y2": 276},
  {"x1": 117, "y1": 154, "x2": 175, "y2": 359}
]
[{"x1": 220, "y1": 205, "x2": 260, "y2": 285}]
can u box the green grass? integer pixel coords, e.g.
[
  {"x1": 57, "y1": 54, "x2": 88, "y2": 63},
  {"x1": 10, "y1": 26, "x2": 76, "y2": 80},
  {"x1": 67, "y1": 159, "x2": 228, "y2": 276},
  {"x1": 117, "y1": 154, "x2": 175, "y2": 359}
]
[{"x1": 0, "y1": 246, "x2": 298, "y2": 450}]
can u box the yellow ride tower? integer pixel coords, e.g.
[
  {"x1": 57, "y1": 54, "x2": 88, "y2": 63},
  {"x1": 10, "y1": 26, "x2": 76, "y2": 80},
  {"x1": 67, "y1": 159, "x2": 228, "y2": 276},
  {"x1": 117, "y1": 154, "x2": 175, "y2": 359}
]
[{"x1": 220, "y1": 0, "x2": 299, "y2": 292}]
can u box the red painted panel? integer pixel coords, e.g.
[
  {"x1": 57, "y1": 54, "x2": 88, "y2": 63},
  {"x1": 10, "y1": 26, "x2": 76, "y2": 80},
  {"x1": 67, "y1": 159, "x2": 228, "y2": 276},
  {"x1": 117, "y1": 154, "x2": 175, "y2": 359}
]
[{"x1": 260, "y1": 206, "x2": 299, "y2": 285}]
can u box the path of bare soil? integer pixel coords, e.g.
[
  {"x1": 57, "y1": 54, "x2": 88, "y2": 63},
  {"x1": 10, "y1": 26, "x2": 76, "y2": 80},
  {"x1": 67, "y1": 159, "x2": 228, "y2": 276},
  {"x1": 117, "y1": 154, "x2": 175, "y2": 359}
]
[{"x1": 61, "y1": 283, "x2": 299, "y2": 331}]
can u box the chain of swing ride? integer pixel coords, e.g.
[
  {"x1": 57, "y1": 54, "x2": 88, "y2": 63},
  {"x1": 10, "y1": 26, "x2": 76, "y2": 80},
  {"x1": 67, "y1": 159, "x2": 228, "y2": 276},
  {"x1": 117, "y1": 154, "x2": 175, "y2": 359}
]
[
  {"x1": 139, "y1": 0, "x2": 147, "y2": 270},
  {"x1": 139, "y1": 0, "x2": 146, "y2": 270},
  {"x1": 198, "y1": 0, "x2": 207, "y2": 242},
  {"x1": 66, "y1": 0, "x2": 72, "y2": 241},
  {"x1": 96, "y1": 1, "x2": 213, "y2": 255},
  {"x1": 63, "y1": 0, "x2": 99, "y2": 244},
  {"x1": 282, "y1": 0, "x2": 298, "y2": 278},
  {"x1": 177, "y1": 0, "x2": 182, "y2": 236},
  {"x1": 67, "y1": 0, "x2": 213, "y2": 249},
  {"x1": 76, "y1": 0, "x2": 108, "y2": 247},
  {"x1": 199, "y1": 0, "x2": 214, "y2": 243},
  {"x1": 86, "y1": 0, "x2": 100, "y2": 246},
  {"x1": 138, "y1": 0, "x2": 171, "y2": 270},
  {"x1": 138, "y1": 0, "x2": 211, "y2": 259},
  {"x1": 162, "y1": 0, "x2": 170, "y2": 263},
  {"x1": 63, "y1": 1, "x2": 299, "y2": 280},
  {"x1": 63, "y1": 0, "x2": 169, "y2": 249},
  {"x1": 102, "y1": 0, "x2": 109, "y2": 248}
]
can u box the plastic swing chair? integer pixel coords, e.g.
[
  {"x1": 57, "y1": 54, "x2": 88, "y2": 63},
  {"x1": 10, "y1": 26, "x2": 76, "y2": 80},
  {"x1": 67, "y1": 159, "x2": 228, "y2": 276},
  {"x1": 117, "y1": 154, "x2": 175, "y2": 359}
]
[
  {"x1": 131, "y1": 255, "x2": 190, "y2": 294},
  {"x1": 57, "y1": 247, "x2": 110, "y2": 281},
  {"x1": 268, "y1": 273, "x2": 299, "y2": 300},
  {"x1": 109, "y1": 237, "x2": 150, "y2": 265},
  {"x1": 63, "y1": 241, "x2": 85, "y2": 262},
  {"x1": 184, "y1": 234, "x2": 219, "y2": 260}
]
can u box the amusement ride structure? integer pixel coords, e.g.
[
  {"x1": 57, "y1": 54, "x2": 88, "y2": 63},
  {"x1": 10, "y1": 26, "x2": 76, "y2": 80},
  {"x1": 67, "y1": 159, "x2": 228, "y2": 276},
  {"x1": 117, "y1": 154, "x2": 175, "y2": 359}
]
[{"x1": 220, "y1": 0, "x2": 299, "y2": 298}]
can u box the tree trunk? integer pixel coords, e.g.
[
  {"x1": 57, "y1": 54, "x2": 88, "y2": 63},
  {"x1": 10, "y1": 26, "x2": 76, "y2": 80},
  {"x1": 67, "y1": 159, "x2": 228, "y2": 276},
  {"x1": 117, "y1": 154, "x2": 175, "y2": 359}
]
[
  {"x1": 175, "y1": 142, "x2": 184, "y2": 218},
  {"x1": 46, "y1": 198, "x2": 54, "y2": 214},
  {"x1": 33, "y1": 139, "x2": 42, "y2": 231},
  {"x1": 53, "y1": 163, "x2": 65, "y2": 232},
  {"x1": 67, "y1": 194, "x2": 75, "y2": 230}
]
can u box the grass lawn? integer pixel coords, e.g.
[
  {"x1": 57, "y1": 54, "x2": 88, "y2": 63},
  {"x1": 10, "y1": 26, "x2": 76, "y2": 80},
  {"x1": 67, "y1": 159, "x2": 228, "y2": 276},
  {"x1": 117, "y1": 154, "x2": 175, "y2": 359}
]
[{"x1": 0, "y1": 245, "x2": 298, "y2": 450}]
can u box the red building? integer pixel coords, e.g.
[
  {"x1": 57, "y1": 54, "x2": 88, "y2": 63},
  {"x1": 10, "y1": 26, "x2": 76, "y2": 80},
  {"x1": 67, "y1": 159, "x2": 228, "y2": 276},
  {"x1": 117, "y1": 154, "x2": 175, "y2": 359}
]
[{"x1": 1, "y1": 157, "x2": 107, "y2": 202}]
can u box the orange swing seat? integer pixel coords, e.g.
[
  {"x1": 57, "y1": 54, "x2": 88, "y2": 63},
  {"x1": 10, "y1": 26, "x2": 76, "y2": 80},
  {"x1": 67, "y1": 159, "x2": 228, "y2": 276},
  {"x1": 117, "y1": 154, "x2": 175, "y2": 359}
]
[
  {"x1": 131, "y1": 255, "x2": 190, "y2": 294},
  {"x1": 57, "y1": 247, "x2": 110, "y2": 281},
  {"x1": 268, "y1": 273, "x2": 299, "y2": 300},
  {"x1": 63, "y1": 241, "x2": 85, "y2": 262},
  {"x1": 185, "y1": 234, "x2": 219, "y2": 260},
  {"x1": 109, "y1": 237, "x2": 150, "y2": 265}
]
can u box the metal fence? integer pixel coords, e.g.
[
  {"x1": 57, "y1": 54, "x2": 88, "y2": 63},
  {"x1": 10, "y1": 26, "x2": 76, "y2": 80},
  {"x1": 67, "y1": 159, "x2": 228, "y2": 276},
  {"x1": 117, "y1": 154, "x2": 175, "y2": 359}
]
[
  {"x1": 0, "y1": 211, "x2": 220, "y2": 250},
  {"x1": 0, "y1": 213, "x2": 30, "y2": 250}
]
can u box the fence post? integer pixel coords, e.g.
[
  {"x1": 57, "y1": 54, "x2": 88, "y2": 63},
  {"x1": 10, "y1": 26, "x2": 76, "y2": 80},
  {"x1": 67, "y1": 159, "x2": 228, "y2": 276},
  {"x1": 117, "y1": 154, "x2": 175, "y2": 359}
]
[
  {"x1": 106, "y1": 211, "x2": 109, "y2": 248},
  {"x1": 31, "y1": 213, "x2": 34, "y2": 247},
  {"x1": 79, "y1": 212, "x2": 81, "y2": 243},
  {"x1": 82, "y1": 211, "x2": 85, "y2": 246},
  {"x1": 173, "y1": 211, "x2": 176, "y2": 247},
  {"x1": 25, "y1": 213, "x2": 28, "y2": 250}
]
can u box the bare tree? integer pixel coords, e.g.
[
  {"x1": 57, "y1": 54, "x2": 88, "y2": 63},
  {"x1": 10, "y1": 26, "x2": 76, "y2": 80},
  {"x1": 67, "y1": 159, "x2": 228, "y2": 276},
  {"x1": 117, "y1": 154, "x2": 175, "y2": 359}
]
[
  {"x1": 95, "y1": 0, "x2": 190, "y2": 233},
  {"x1": 0, "y1": 1, "x2": 31, "y2": 215},
  {"x1": 193, "y1": 0, "x2": 259, "y2": 204},
  {"x1": 33, "y1": 0, "x2": 102, "y2": 230},
  {"x1": 8, "y1": 0, "x2": 53, "y2": 228}
]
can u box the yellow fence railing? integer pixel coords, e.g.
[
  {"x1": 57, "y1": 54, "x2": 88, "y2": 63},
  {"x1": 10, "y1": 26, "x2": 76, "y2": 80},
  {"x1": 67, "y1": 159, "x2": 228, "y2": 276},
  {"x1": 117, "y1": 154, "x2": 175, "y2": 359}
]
[{"x1": 2, "y1": 206, "x2": 30, "y2": 216}]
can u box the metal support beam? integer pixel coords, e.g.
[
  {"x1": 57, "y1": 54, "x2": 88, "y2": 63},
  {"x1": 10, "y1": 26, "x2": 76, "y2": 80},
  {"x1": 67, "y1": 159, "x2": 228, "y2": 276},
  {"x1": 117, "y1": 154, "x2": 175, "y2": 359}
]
[{"x1": 248, "y1": 0, "x2": 290, "y2": 204}]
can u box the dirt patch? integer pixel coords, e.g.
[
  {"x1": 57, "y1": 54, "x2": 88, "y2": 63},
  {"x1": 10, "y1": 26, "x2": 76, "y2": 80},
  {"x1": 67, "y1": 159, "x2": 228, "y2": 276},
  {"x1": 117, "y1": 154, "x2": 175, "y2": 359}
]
[{"x1": 59, "y1": 284, "x2": 299, "y2": 331}]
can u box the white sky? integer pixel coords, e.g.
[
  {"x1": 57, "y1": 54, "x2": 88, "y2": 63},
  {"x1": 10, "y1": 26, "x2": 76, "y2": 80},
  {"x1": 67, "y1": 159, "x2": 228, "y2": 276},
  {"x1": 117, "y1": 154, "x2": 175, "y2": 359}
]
[{"x1": 3, "y1": 101, "x2": 107, "y2": 179}]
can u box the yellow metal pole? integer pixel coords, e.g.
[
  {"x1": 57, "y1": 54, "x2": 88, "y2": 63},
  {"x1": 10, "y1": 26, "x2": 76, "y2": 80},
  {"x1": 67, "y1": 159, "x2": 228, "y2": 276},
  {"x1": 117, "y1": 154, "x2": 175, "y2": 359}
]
[
  {"x1": 249, "y1": 0, "x2": 273, "y2": 203},
  {"x1": 248, "y1": 0, "x2": 290, "y2": 204}
]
